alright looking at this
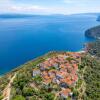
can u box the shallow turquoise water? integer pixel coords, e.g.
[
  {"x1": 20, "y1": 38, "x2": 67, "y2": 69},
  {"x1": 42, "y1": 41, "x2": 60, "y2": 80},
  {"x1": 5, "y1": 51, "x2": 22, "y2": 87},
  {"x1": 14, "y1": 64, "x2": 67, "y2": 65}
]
[{"x1": 0, "y1": 14, "x2": 99, "y2": 75}]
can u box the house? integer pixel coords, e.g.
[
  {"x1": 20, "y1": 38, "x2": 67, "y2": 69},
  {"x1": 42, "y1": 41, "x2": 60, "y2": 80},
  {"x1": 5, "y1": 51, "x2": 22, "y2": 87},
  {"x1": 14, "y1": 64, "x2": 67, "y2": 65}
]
[
  {"x1": 56, "y1": 72, "x2": 64, "y2": 79},
  {"x1": 53, "y1": 63, "x2": 59, "y2": 70},
  {"x1": 60, "y1": 89, "x2": 71, "y2": 98},
  {"x1": 33, "y1": 69, "x2": 40, "y2": 77},
  {"x1": 43, "y1": 79, "x2": 52, "y2": 85},
  {"x1": 59, "y1": 82, "x2": 68, "y2": 88},
  {"x1": 48, "y1": 71, "x2": 55, "y2": 78},
  {"x1": 73, "y1": 64, "x2": 78, "y2": 71},
  {"x1": 52, "y1": 77, "x2": 60, "y2": 84}
]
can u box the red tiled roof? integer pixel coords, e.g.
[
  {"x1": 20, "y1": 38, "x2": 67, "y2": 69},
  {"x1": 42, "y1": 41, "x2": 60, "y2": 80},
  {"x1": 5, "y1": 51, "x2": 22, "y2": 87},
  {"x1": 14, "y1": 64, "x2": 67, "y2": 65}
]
[
  {"x1": 60, "y1": 89, "x2": 71, "y2": 96},
  {"x1": 37, "y1": 52, "x2": 81, "y2": 88}
]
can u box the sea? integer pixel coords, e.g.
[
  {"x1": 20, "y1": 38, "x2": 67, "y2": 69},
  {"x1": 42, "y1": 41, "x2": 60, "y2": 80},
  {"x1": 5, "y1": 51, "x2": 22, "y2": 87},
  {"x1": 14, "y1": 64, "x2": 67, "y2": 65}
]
[{"x1": 0, "y1": 14, "x2": 100, "y2": 75}]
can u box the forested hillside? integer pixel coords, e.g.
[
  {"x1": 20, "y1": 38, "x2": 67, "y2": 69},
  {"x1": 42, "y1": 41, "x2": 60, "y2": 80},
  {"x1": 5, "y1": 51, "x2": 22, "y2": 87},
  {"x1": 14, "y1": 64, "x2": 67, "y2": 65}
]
[
  {"x1": 82, "y1": 55, "x2": 100, "y2": 100},
  {"x1": 82, "y1": 34, "x2": 100, "y2": 100},
  {"x1": 85, "y1": 25, "x2": 100, "y2": 38},
  {"x1": 86, "y1": 39, "x2": 100, "y2": 57}
]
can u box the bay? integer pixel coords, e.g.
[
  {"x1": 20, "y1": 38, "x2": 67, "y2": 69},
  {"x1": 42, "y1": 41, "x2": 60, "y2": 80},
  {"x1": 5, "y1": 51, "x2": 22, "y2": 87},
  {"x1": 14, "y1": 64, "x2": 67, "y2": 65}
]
[{"x1": 0, "y1": 14, "x2": 99, "y2": 75}]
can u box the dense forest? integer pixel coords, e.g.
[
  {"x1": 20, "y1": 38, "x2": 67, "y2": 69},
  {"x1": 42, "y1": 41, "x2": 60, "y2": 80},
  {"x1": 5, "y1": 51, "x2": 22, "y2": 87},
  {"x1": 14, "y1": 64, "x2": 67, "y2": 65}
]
[{"x1": 82, "y1": 54, "x2": 100, "y2": 100}]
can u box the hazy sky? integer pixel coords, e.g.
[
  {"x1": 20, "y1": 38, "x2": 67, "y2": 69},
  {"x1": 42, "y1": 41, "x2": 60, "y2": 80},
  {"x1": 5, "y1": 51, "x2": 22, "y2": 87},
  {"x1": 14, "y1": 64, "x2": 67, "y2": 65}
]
[{"x1": 0, "y1": 0, "x2": 100, "y2": 14}]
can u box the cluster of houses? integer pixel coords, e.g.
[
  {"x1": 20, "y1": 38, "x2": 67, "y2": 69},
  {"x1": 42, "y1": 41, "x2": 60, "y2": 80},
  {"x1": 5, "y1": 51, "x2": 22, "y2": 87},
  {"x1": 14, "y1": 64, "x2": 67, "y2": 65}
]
[{"x1": 33, "y1": 52, "x2": 81, "y2": 98}]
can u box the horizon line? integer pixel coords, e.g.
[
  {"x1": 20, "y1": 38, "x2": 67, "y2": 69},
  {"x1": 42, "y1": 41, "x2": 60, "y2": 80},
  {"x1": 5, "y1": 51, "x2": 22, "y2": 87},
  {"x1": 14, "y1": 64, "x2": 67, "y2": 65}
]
[{"x1": 0, "y1": 12, "x2": 100, "y2": 16}]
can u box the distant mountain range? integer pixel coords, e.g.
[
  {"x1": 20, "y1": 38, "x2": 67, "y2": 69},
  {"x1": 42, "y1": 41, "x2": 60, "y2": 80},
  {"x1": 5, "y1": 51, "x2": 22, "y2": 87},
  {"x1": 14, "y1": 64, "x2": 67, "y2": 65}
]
[
  {"x1": 0, "y1": 14, "x2": 67, "y2": 19},
  {"x1": 0, "y1": 14, "x2": 42, "y2": 18},
  {"x1": 0, "y1": 13, "x2": 100, "y2": 19}
]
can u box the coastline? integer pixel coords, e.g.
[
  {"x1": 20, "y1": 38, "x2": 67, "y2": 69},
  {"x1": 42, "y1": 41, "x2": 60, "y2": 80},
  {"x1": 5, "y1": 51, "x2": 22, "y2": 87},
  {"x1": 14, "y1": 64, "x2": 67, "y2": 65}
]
[
  {"x1": 77, "y1": 50, "x2": 86, "y2": 53},
  {"x1": 0, "y1": 50, "x2": 86, "y2": 77}
]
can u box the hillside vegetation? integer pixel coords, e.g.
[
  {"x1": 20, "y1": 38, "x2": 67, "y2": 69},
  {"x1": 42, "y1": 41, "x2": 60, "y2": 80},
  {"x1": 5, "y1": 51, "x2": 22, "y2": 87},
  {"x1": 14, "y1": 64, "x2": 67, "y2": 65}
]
[
  {"x1": 82, "y1": 54, "x2": 100, "y2": 100},
  {"x1": 86, "y1": 39, "x2": 100, "y2": 57},
  {"x1": 85, "y1": 25, "x2": 100, "y2": 38},
  {"x1": 84, "y1": 25, "x2": 100, "y2": 100}
]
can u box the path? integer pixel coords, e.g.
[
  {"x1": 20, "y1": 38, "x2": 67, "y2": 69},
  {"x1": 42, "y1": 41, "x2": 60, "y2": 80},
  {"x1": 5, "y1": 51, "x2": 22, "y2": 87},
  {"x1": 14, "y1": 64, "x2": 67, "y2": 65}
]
[
  {"x1": 2, "y1": 73, "x2": 17, "y2": 100},
  {"x1": 54, "y1": 92, "x2": 59, "y2": 100},
  {"x1": 78, "y1": 65, "x2": 87, "y2": 100}
]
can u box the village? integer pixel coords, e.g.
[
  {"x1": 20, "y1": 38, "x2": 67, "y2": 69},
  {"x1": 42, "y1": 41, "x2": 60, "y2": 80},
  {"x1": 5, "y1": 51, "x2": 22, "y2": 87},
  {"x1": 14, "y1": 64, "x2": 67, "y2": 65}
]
[{"x1": 32, "y1": 52, "x2": 81, "y2": 99}]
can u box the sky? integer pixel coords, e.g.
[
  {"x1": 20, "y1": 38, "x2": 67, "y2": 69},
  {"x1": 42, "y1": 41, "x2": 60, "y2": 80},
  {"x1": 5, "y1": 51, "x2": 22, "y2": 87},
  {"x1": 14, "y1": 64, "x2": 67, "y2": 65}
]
[{"x1": 0, "y1": 0, "x2": 100, "y2": 15}]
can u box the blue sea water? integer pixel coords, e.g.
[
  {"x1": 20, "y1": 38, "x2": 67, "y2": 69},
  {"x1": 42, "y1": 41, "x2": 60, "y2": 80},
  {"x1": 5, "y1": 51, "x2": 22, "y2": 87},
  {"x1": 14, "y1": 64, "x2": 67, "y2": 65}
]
[{"x1": 0, "y1": 14, "x2": 99, "y2": 75}]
